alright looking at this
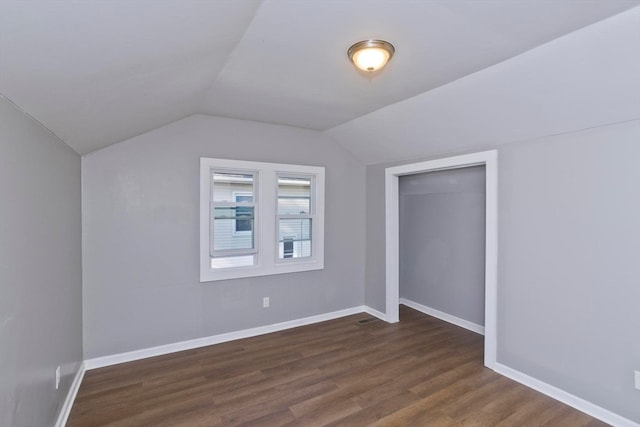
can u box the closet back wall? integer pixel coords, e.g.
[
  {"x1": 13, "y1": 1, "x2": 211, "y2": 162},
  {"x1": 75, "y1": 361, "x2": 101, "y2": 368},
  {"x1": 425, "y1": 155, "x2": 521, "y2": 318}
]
[{"x1": 399, "y1": 166, "x2": 486, "y2": 327}]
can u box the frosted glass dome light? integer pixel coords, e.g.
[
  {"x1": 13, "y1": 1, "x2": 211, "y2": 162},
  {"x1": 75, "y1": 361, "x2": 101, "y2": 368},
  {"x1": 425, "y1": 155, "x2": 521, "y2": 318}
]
[{"x1": 348, "y1": 40, "x2": 395, "y2": 72}]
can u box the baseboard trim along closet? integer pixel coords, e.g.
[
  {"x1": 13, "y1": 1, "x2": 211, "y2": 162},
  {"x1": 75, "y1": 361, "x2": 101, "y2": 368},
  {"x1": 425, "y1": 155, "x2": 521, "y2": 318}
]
[
  {"x1": 363, "y1": 305, "x2": 387, "y2": 322},
  {"x1": 494, "y1": 363, "x2": 639, "y2": 427},
  {"x1": 84, "y1": 306, "x2": 368, "y2": 370},
  {"x1": 55, "y1": 361, "x2": 86, "y2": 427},
  {"x1": 399, "y1": 298, "x2": 485, "y2": 335},
  {"x1": 399, "y1": 298, "x2": 636, "y2": 426}
]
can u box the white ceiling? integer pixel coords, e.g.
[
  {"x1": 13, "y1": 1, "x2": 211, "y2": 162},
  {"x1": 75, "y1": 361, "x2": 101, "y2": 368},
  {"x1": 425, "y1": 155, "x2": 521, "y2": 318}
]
[{"x1": 0, "y1": 0, "x2": 637, "y2": 155}]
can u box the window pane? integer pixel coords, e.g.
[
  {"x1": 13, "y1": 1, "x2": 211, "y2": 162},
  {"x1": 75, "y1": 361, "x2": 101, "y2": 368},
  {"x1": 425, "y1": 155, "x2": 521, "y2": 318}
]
[
  {"x1": 278, "y1": 176, "x2": 311, "y2": 215},
  {"x1": 211, "y1": 255, "x2": 255, "y2": 269},
  {"x1": 213, "y1": 172, "x2": 254, "y2": 202},
  {"x1": 235, "y1": 208, "x2": 252, "y2": 232},
  {"x1": 234, "y1": 194, "x2": 253, "y2": 233},
  {"x1": 278, "y1": 219, "x2": 311, "y2": 258},
  {"x1": 213, "y1": 207, "x2": 254, "y2": 251}
]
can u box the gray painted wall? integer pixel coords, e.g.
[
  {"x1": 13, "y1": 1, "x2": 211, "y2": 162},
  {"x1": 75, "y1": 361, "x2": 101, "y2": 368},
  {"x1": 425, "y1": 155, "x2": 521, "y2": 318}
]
[
  {"x1": 0, "y1": 96, "x2": 83, "y2": 426},
  {"x1": 498, "y1": 121, "x2": 640, "y2": 421},
  {"x1": 360, "y1": 9, "x2": 639, "y2": 421},
  {"x1": 82, "y1": 114, "x2": 366, "y2": 359},
  {"x1": 364, "y1": 167, "x2": 387, "y2": 311},
  {"x1": 365, "y1": 119, "x2": 640, "y2": 422},
  {"x1": 399, "y1": 167, "x2": 485, "y2": 326}
]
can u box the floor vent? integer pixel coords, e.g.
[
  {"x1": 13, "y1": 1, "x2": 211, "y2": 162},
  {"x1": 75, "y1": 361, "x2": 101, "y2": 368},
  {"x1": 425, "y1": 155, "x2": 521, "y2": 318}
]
[{"x1": 356, "y1": 317, "x2": 379, "y2": 325}]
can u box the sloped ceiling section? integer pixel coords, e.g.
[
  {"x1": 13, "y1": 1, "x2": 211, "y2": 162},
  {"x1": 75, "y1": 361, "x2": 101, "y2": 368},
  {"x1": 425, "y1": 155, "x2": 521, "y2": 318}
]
[
  {"x1": 327, "y1": 6, "x2": 640, "y2": 165},
  {"x1": 0, "y1": 0, "x2": 638, "y2": 156},
  {"x1": 0, "y1": 0, "x2": 261, "y2": 154},
  {"x1": 201, "y1": 0, "x2": 639, "y2": 132}
]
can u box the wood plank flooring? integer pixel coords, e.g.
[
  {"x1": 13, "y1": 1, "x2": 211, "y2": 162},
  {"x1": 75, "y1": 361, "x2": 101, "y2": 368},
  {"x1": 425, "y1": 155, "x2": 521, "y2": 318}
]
[{"x1": 67, "y1": 306, "x2": 609, "y2": 426}]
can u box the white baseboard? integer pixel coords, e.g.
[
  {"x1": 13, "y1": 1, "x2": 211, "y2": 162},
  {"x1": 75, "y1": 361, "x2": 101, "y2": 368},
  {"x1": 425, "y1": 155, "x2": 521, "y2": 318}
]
[
  {"x1": 363, "y1": 305, "x2": 387, "y2": 321},
  {"x1": 55, "y1": 361, "x2": 85, "y2": 427},
  {"x1": 63, "y1": 306, "x2": 637, "y2": 427},
  {"x1": 402, "y1": 298, "x2": 636, "y2": 425},
  {"x1": 494, "y1": 363, "x2": 639, "y2": 427},
  {"x1": 84, "y1": 306, "x2": 367, "y2": 370},
  {"x1": 399, "y1": 298, "x2": 485, "y2": 335}
]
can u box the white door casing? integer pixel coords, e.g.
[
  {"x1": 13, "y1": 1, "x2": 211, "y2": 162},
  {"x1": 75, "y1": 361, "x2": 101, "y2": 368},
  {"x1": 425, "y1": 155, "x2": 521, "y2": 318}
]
[{"x1": 385, "y1": 150, "x2": 498, "y2": 369}]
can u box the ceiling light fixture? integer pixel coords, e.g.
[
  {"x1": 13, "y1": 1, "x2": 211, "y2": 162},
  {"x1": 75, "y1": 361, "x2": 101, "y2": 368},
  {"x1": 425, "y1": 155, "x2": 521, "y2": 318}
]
[{"x1": 347, "y1": 39, "x2": 395, "y2": 72}]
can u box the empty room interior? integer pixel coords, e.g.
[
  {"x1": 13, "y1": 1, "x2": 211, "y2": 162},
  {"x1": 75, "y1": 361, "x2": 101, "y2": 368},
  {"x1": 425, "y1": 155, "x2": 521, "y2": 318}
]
[{"x1": 1, "y1": 1, "x2": 639, "y2": 426}]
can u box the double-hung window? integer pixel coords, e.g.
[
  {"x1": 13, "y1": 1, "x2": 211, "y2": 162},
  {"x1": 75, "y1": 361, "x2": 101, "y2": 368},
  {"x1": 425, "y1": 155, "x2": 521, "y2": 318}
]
[
  {"x1": 210, "y1": 171, "x2": 257, "y2": 269},
  {"x1": 200, "y1": 158, "x2": 324, "y2": 282},
  {"x1": 277, "y1": 175, "x2": 313, "y2": 259}
]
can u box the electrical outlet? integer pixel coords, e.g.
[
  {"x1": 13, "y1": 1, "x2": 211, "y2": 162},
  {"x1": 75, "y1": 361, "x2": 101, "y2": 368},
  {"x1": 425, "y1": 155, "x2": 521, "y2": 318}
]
[
  {"x1": 635, "y1": 370, "x2": 640, "y2": 390},
  {"x1": 263, "y1": 297, "x2": 270, "y2": 308},
  {"x1": 55, "y1": 366, "x2": 61, "y2": 390}
]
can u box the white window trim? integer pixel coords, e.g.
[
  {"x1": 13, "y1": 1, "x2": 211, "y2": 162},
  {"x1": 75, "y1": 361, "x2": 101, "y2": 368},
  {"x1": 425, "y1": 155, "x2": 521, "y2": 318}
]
[
  {"x1": 210, "y1": 170, "x2": 258, "y2": 259},
  {"x1": 275, "y1": 172, "x2": 314, "y2": 263},
  {"x1": 200, "y1": 158, "x2": 325, "y2": 282}
]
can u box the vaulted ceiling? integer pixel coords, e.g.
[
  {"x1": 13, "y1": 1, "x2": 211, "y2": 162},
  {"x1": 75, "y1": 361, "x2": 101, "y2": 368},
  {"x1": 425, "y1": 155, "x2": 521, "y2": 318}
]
[{"x1": 0, "y1": 0, "x2": 637, "y2": 155}]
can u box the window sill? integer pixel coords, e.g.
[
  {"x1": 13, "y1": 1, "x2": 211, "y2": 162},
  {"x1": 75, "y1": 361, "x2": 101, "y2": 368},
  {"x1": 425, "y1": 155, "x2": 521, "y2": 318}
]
[{"x1": 200, "y1": 259, "x2": 324, "y2": 282}]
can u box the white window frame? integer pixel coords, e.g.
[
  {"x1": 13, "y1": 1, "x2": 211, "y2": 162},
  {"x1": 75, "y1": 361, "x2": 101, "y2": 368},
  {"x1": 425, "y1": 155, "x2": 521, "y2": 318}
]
[
  {"x1": 276, "y1": 173, "x2": 314, "y2": 262},
  {"x1": 200, "y1": 158, "x2": 325, "y2": 282},
  {"x1": 210, "y1": 171, "x2": 258, "y2": 260}
]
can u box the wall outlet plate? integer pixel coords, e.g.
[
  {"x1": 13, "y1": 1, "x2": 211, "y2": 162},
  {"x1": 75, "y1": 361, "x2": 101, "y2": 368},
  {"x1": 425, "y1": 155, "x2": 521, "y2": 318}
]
[
  {"x1": 263, "y1": 297, "x2": 270, "y2": 308},
  {"x1": 635, "y1": 370, "x2": 640, "y2": 390}
]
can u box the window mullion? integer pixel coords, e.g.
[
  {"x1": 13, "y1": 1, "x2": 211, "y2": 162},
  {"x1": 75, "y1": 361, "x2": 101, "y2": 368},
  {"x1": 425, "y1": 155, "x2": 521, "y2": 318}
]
[{"x1": 261, "y1": 171, "x2": 276, "y2": 267}]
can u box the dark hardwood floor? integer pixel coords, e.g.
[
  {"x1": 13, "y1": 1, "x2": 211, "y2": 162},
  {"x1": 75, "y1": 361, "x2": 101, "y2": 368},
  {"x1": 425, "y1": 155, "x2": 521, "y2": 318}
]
[{"x1": 68, "y1": 306, "x2": 608, "y2": 426}]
